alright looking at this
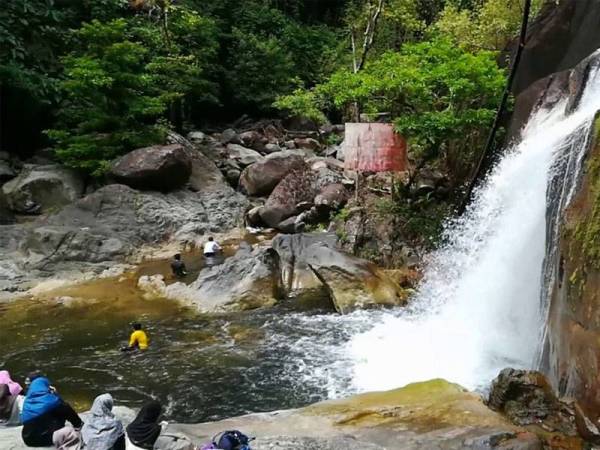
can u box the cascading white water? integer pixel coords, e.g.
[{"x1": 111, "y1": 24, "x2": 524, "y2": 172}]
[{"x1": 348, "y1": 59, "x2": 600, "y2": 393}]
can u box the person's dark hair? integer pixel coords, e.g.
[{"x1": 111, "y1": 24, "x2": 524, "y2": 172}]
[
  {"x1": 174, "y1": 253, "x2": 181, "y2": 260},
  {"x1": 132, "y1": 322, "x2": 142, "y2": 331},
  {"x1": 208, "y1": 237, "x2": 214, "y2": 241},
  {"x1": 25, "y1": 371, "x2": 43, "y2": 386}
]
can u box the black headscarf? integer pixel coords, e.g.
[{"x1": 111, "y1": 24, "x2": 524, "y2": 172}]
[
  {"x1": 0, "y1": 384, "x2": 16, "y2": 421},
  {"x1": 126, "y1": 400, "x2": 162, "y2": 449}
]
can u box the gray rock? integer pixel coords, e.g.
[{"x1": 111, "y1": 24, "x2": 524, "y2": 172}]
[
  {"x1": 263, "y1": 143, "x2": 281, "y2": 154},
  {"x1": 245, "y1": 205, "x2": 264, "y2": 227},
  {"x1": 220, "y1": 128, "x2": 241, "y2": 144},
  {"x1": 0, "y1": 160, "x2": 16, "y2": 183},
  {"x1": 239, "y1": 130, "x2": 266, "y2": 151},
  {"x1": 225, "y1": 169, "x2": 241, "y2": 186},
  {"x1": 186, "y1": 246, "x2": 282, "y2": 312},
  {"x1": 277, "y1": 216, "x2": 304, "y2": 234},
  {"x1": 284, "y1": 140, "x2": 296, "y2": 149},
  {"x1": 17, "y1": 178, "x2": 248, "y2": 268},
  {"x1": 259, "y1": 167, "x2": 318, "y2": 228},
  {"x1": 294, "y1": 137, "x2": 320, "y2": 151},
  {"x1": 187, "y1": 131, "x2": 207, "y2": 144},
  {"x1": 110, "y1": 144, "x2": 192, "y2": 191},
  {"x1": 239, "y1": 152, "x2": 306, "y2": 197},
  {"x1": 272, "y1": 233, "x2": 337, "y2": 308},
  {"x1": 315, "y1": 184, "x2": 348, "y2": 211},
  {"x1": 2, "y1": 164, "x2": 84, "y2": 214},
  {"x1": 226, "y1": 144, "x2": 265, "y2": 167}
]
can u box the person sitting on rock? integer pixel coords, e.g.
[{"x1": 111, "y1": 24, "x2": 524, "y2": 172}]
[
  {"x1": 170, "y1": 254, "x2": 187, "y2": 278},
  {"x1": 0, "y1": 370, "x2": 23, "y2": 396},
  {"x1": 0, "y1": 383, "x2": 21, "y2": 426},
  {"x1": 81, "y1": 393, "x2": 125, "y2": 450},
  {"x1": 203, "y1": 237, "x2": 221, "y2": 258},
  {"x1": 21, "y1": 377, "x2": 83, "y2": 447},
  {"x1": 121, "y1": 323, "x2": 149, "y2": 352},
  {"x1": 126, "y1": 400, "x2": 195, "y2": 450},
  {"x1": 125, "y1": 400, "x2": 163, "y2": 449}
]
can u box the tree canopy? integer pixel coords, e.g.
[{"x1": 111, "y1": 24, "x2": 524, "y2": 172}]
[{"x1": 0, "y1": 0, "x2": 536, "y2": 178}]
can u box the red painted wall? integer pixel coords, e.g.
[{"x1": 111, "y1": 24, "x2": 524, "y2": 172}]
[{"x1": 343, "y1": 123, "x2": 408, "y2": 172}]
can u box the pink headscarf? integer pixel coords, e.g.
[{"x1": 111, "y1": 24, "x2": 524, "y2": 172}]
[{"x1": 0, "y1": 371, "x2": 22, "y2": 396}]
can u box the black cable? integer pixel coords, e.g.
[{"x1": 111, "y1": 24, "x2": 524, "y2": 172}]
[{"x1": 457, "y1": 0, "x2": 532, "y2": 215}]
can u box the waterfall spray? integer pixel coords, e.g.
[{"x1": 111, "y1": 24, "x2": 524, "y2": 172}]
[{"x1": 348, "y1": 56, "x2": 600, "y2": 393}]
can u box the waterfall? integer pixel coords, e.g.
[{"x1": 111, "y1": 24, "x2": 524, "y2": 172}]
[{"x1": 347, "y1": 54, "x2": 600, "y2": 393}]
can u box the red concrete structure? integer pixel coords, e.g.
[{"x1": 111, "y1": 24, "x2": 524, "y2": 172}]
[{"x1": 343, "y1": 123, "x2": 408, "y2": 172}]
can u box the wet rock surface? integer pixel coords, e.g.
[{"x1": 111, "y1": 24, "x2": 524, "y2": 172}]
[
  {"x1": 304, "y1": 244, "x2": 407, "y2": 313},
  {"x1": 272, "y1": 232, "x2": 338, "y2": 309},
  {"x1": 184, "y1": 245, "x2": 282, "y2": 312}
]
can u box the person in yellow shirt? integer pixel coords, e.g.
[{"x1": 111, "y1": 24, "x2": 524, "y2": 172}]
[{"x1": 121, "y1": 322, "x2": 149, "y2": 352}]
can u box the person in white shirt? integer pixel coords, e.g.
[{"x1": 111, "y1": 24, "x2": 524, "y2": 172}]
[{"x1": 203, "y1": 237, "x2": 221, "y2": 257}]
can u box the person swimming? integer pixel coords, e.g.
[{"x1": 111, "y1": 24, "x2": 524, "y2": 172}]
[
  {"x1": 121, "y1": 323, "x2": 149, "y2": 352},
  {"x1": 170, "y1": 254, "x2": 187, "y2": 278}
]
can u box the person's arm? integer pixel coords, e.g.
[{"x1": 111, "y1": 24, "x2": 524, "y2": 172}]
[
  {"x1": 53, "y1": 402, "x2": 83, "y2": 429},
  {"x1": 112, "y1": 434, "x2": 126, "y2": 450},
  {"x1": 128, "y1": 332, "x2": 138, "y2": 348}
]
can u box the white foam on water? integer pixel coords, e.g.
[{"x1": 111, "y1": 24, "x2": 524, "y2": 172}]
[{"x1": 347, "y1": 62, "x2": 600, "y2": 393}]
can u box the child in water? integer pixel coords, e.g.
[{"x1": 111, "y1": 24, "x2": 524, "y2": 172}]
[{"x1": 121, "y1": 322, "x2": 149, "y2": 352}]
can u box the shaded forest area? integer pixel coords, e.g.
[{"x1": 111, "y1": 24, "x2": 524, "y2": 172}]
[{"x1": 0, "y1": 0, "x2": 539, "y2": 179}]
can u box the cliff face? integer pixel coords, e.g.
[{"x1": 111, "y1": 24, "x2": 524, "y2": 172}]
[
  {"x1": 508, "y1": 0, "x2": 600, "y2": 418},
  {"x1": 545, "y1": 118, "x2": 600, "y2": 418},
  {"x1": 509, "y1": 0, "x2": 600, "y2": 137}
]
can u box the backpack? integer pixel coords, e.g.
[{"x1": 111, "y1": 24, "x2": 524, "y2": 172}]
[{"x1": 212, "y1": 430, "x2": 252, "y2": 450}]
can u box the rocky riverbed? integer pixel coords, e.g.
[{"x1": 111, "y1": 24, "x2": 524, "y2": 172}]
[{"x1": 0, "y1": 380, "x2": 545, "y2": 450}]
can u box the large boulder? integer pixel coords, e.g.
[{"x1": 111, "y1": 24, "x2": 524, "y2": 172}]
[
  {"x1": 170, "y1": 379, "x2": 543, "y2": 450},
  {"x1": 260, "y1": 167, "x2": 318, "y2": 228},
  {"x1": 487, "y1": 368, "x2": 583, "y2": 440},
  {"x1": 2, "y1": 164, "x2": 84, "y2": 214},
  {"x1": 303, "y1": 244, "x2": 407, "y2": 314},
  {"x1": 314, "y1": 183, "x2": 348, "y2": 211},
  {"x1": 239, "y1": 151, "x2": 306, "y2": 196},
  {"x1": 272, "y1": 233, "x2": 338, "y2": 309},
  {"x1": 226, "y1": 144, "x2": 264, "y2": 167},
  {"x1": 18, "y1": 176, "x2": 248, "y2": 267},
  {"x1": 180, "y1": 245, "x2": 282, "y2": 312},
  {"x1": 110, "y1": 144, "x2": 192, "y2": 191}
]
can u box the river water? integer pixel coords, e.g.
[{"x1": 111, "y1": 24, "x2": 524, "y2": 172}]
[{"x1": 0, "y1": 266, "x2": 382, "y2": 423}]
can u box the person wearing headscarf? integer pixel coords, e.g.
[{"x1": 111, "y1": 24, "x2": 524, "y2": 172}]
[
  {"x1": 52, "y1": 426, "x2": 82, "y2": 450},
  {"x1": 125, "y1": 400, "x2": 162, "y2": 449},
  {"x1": 21, "y1": 377, "x2": 83, "y2": 447},
  {"x1": 0, "y1": 370, "x2": 23, "y2": 396},
  {"x1": 0, "y1": 384, "x2": 20, "y2": 426},
  {"x1": 81, "y1": 394, "x2": 125, "y2": 450}
]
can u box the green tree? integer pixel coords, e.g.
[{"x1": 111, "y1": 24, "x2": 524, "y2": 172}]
[
  {"x1": 434, "y1": 0, "x2": 543, "y2": 51},
  {"x1": 277, "y1": 38, "x2": 505, "y2": 183},
  {"x1": 46, "y1": 10, "x2": 215, "y2": 176}
]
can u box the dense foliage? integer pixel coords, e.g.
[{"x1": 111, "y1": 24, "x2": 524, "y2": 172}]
[{"x1": 1, "y1": 0, "x2": 536, "y2": 178}]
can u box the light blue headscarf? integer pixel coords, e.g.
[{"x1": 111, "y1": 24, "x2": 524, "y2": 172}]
[
  {"x1": 21, "y1": 377, "x2": 62, "y2": 424},
  {"x1": 81, "y1": 394, "x2": 124, "y2": 450}
]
